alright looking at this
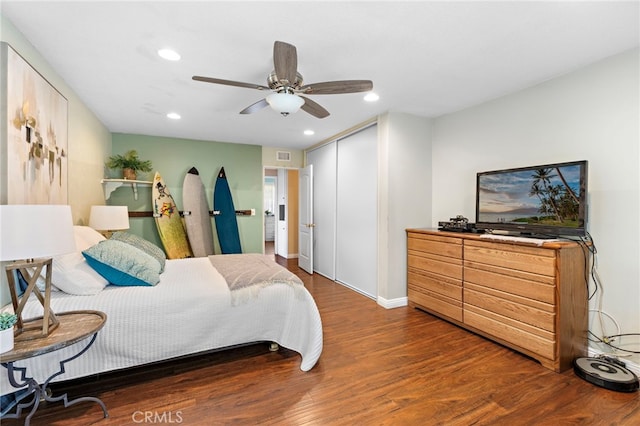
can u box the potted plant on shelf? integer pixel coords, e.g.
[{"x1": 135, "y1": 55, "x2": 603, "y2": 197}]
[
  {"x1": 105, "y1": 150, "x2": 153, "y2": 180},
  {"x1": 0, "y1": 312, "x2": 17, "y2": 353}
]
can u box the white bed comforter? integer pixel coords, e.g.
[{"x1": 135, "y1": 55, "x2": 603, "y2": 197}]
[{"x1": 1, "y1": 257, "x2": 323, "y2": 395}]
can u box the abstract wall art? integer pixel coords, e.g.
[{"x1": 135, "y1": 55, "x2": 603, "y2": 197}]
[{"x1": 1, "y1": 42, "x2": 68, "y2": 204}]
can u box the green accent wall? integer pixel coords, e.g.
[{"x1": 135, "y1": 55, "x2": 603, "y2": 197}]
[{"x1": 109, "y1": 134, "x2": 263, "y2": 254}]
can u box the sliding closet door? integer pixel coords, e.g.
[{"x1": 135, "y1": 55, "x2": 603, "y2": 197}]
[
  {"x1": 306, "y1": 141, "x2": 337, "y2": 279},
  {"x1": 336, "y1": 125, "x2": 377, "y2": 298}
]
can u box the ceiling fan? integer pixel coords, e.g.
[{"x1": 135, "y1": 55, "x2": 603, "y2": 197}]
[{"x1": 192, "y1": 41, "x2": 373, "y2": 119}]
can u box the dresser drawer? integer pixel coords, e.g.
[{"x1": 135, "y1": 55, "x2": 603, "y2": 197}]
[
  {"x1": 463, "y1": 265, "x2": 556, "y2": 304},
  {"x1": 408, "y1": 233, "x2": 462, "y2": 259},
  {"x1": 464, "y1": 306, "x2": 555, "y2": 360},
  {"x1": 464, "y1": 284, "x2": 555, "y2": 332},
  {"x1": 408, "y1": 284, "x2": 462, "y2": 322},
  {"x1": 408, "y1": 252, "x2": 462, "y2": 280},
  {"x1": 408, "y1": 269, "x2": 462, "y2": 300},
  {"x1": 464, "y1": 240, "x2": 556, "y2": 277},
  {"x1": 408, "y1": 266, "x2": 462, "y2": 321}
]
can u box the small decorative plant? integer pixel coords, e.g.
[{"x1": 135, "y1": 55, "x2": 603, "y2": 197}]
[
  {"x1": 0, "y1": 313, "x2": 17, "y2": 331},
  {"x1": 105, "y1": 150, "x2": 153, "y2": 180}
]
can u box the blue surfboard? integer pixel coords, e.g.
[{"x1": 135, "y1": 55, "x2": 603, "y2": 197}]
[{"x1": 213, "y1": 167, "x2": 242, "y2": 254}]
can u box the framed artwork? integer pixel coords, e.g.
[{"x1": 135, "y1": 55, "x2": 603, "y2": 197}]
[{"x1": 1, "y1": 42, "x2": 68, "y2": 204}]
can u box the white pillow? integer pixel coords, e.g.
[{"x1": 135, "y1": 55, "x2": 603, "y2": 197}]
[
  {"x1": 49, "y1": 251, "x2": 109, "y2": 295},
  {"x1": 32, "y1": 227, "x2": 107, "y2": 295},
  {"x1": 73, "y1": 226, "x2": 106, "y2": 251}
]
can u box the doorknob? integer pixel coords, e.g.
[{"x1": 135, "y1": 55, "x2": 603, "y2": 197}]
[{"x1": 306, "y1": 223, "x2": 316, "y2": 228}]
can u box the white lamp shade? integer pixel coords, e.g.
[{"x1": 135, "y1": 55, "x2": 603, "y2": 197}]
[
  {"x1": 89, "y1": 205, "x2": 130, "y2": 231},
  {"x1": 266, "y1": 93, "x2": 305, "y2": 114},
  {"x1": 0, "y1": 204, "x2": 76, "y2": 261}
]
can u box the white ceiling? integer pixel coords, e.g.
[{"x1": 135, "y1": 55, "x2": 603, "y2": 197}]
[{"x1": 2, "y1": 1, "x2": 638, "y2": 150}]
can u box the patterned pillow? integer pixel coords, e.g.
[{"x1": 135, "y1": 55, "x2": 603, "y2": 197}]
[
  {"x1": 110, "y1": 231, "x2": 166, "y2": 272},
  {"x1": 82, "y1": 240, "x2": 161, "y2": 286}
]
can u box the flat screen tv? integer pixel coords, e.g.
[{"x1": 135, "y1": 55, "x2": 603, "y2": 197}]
[{"x1": 475, "y1": 160, "x2": 588, "y2": 237}]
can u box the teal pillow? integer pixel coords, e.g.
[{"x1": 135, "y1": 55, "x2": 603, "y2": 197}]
[
  {"x1": 82, "y1": 240, "x2": 161, "y2": 286},
  {"x1": 110, "y1": 231, "x2": 166, "y2": 272}
]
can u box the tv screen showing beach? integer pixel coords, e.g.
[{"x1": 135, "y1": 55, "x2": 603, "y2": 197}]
[{"x1": 477, "y1": 163, "x2": 584, "y2": 228}]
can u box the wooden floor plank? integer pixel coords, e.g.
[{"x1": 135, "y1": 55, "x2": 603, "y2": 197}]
[{"x1": 1, "y1": 257, "x2": 638, "y2": 425}]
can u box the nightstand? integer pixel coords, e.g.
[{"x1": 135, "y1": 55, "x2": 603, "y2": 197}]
[{"x1": 0, "y1": 310, "x2": 108, "y2": 425}]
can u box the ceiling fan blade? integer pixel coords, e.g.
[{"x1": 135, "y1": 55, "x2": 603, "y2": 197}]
[
  {"x1": 192, "y1": 76, "x2": 269, "y2": 91},
  {"x1": 239, "y1": 98, "x2": 269, "y2": 114},
  {"x1": 273, "y1": 41, "x2": 298, "y2": 86},
  {"x1": 300, "y1": 96, "x2": 330, "y2": 119},
  {"x1": 299, "y1": 80, "x2": 373, "y2": 95}
]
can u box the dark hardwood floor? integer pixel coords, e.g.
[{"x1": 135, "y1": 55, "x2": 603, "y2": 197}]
[{"x1": 2, "y1": 257, "x2": 639, "y2": 425}]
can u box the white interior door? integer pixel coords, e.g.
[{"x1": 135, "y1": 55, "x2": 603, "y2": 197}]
[
  {"x1": 336, "y1": 125, "x2": 377, "y2": 298},
  {"x1": 306, "y1": 142, "x2": 337, "y2": 279},
  {"x1": 298, "y1": 164, "x2": 313, "y2": 273}
]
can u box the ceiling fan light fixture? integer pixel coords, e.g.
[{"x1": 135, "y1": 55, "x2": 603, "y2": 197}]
[
  {"x1": 266, "y1": 92, "x2": 304, "y2": 116},
  {"x1": 194, "y1": 41, "x2": 372, "y2": 119}
]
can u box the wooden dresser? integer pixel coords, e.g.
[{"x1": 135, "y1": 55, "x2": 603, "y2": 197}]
[{"x1": 407, "y1": 229, "x2": 588, "y2": 372}]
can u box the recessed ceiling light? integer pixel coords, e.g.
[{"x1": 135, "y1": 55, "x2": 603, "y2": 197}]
[
  {"x1": 167, "y1": 112, "x2": 181, "y2": 120},
  {"x1": 158, "y1": 48, "x2": 181, "y2": 61},
  {"x1": 364, "y1": 92, "x2": 379, "y2": 102},
  {"x1": 304, "y1": 129, "x2": 315, "y2": 136}
]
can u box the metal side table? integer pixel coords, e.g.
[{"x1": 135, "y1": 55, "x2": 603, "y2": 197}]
[{"x1": 1, "y1": 310, "x2": 108, "y2": 425}]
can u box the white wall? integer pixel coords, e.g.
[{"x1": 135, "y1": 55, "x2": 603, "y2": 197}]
[
  {"x1": 378, "y1": 112, "x2": 432, "y2": 304},
  {"x1": 431, "y1": 48, "x2": 639, "y2": 364}
]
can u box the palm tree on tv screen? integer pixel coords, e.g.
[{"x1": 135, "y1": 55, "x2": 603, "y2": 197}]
[
  {"x1": 532, "y1": 168, "x2": 562, "y2": 221},
  {"x1": 530, "y1": 168, "x2": 579, "y2": 225}
]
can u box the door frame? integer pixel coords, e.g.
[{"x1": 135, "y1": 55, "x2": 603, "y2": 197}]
[
  {"x1": 298, "y1": 164, "x2": 313, "y2": 273},
  {"x1": 263, "y1": 166, "x2": 300, "y2": 258}
]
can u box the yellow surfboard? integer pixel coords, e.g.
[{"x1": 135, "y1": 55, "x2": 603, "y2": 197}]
[{"x1": 152, "y1": 172, "x2": 192, "y2": 259}]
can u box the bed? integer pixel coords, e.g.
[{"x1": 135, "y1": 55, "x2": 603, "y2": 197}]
[{"x1": 0, "y1": 227, "x2": 323, "y2": 396}]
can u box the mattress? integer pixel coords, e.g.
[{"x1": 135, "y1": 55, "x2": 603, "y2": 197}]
[{"x1": 0, "y1": 256, "x2": 323, "y2": 396}]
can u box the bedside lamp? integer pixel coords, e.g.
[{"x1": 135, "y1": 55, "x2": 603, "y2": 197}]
[
  {"x1": 89, "y1": 205, "x2": 130, "y2": 238},
  {"x1": 0, "y1": 204, "x2": 76, "y2": 339}
]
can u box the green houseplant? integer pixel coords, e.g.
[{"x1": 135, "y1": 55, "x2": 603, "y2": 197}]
[
  {"x1": 0, "y1": 312, "x2": 17, "y2": 353},
  {"x1": 0, "y1": 313, "x2": 17, "y2": 331},
  {"x1": 105, "y1": 150, "x2": 153, "y2": 180}
]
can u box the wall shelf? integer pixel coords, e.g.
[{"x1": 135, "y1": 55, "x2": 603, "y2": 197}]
[
  {"x1": 101, "y1": 178, "x2": 152, "y2": 200},
  {"x1": 127, "y1": 210, "x2": 254, "y2": 218}
]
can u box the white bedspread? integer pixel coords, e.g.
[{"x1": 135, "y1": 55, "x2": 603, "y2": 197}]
[{"x1": 1, "y1": 257, "x2": 323, "y2": 395}]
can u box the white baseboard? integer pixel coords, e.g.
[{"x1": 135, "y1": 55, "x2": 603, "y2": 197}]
[
  {"x1": 588, "y1": 347, "x2": 640, "y2": 376},
  {"x1": 377, "y1": 296, "x2": 408, "y2": 309}
]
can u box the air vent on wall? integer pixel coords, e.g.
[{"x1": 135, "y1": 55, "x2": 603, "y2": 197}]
[{"x1": 276, "y1": 151, "x2": 291, "y2": 161}]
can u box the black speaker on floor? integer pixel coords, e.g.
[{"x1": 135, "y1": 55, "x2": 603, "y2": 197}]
[{"x1": 574, "y1": 357, "x2": 639, "y2": 393}]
